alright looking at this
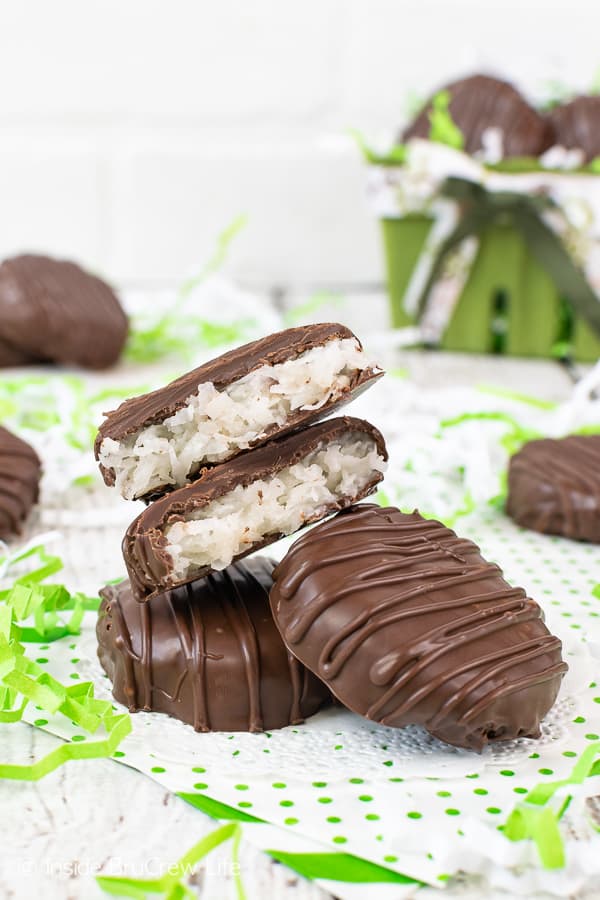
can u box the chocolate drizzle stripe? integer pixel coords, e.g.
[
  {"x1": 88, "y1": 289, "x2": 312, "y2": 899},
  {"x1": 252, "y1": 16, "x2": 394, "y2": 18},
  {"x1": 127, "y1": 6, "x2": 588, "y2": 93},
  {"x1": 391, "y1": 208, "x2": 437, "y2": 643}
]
[
  {"x1": 0, "y1": 495, "x2": 20, "y2": 532},
  {"x1": 318, "y1": 585, "x2": 525, "y2": 677},
  {"x1": 110, "y1": 599, "x2": 140, "y2": 710},
  {"x1": 286, "y1": 563, "x2": 511, "y2": 646},
  {"x1": 189, "y1": 593, "x2": 211, "y2": 732},
  {"x1": 515, "y1": 452, "x2": 600, "y2": 494},
  {"x1": 365, "y1": 602, "x2": 540, "y2": 719},
  {"x1": 460, "y1": 648, "x2": 568, "y2": 722},
  {"x1": 286, "y1": 652, "x2": 304, "y2": 725},
  {"x1": 428, "y1": 637, "x2": 558, "y2": 729},
  {"x1": 460, "y1": 661, "x2": 568, "y2": 726},
  {"x1": 278, "y1": 538, "x2": 475, "y2": 599},
  {"x1": 277, "y1": 517, "x2": 474, "y2": 595},
  {"x1": 366, "y1": 596, "x2": 534, "y2": 687},
  {"x1": 166, "y1": 588, "x2": 211, "y2": 731},
  {"x1": 220, "y1": 567, "x2": 264, "y2": 733},
  {"x1": 139, "y1": 602, "x2": 153, "y2": 710},
  {"x1": 374, "y1": 625, "x2": 561, "y2": 724}
]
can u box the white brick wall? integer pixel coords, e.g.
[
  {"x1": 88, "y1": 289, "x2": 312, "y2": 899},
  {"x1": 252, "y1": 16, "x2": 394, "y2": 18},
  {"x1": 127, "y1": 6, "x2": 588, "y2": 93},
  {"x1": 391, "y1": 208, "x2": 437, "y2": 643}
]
[
  {"x1": 0, "y1": 0, "x2": 598, "y2": 293},
  {"x1": 107, "y1": 137, "x2": 382, "y2": 286}
]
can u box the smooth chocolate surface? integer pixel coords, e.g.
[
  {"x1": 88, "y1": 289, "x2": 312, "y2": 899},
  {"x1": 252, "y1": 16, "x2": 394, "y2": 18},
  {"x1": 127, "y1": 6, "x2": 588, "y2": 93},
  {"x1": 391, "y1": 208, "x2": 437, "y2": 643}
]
[
  {"x1": 0, "y1": 254, "x2": 128, "y2": 369},
  {"x1": 270, "y1": 504, "x2": 567, "y2": 752},
  {"x1": 402, "y1": 74, "x2": 553, "y2": 158},
  {"x1": 0, "y1": 336, "x2": 36, "y2": 368},
  {"x1": 97, "y1": 558, "x2": 330, "y2": 732},
  {"x1": 0, "y1": 426, "x2": 42, "y2": 539},
  {"x1": 507, "y1": 435, "x2": 600, "y2": 543},
  {"x1": 548, "y1": 96, "x2": 600, "y2": 162},
  {"x1": 95, "y1": 322, "x2": 382, "y2": 489},
  {"x1": 123, "y1": 416, "x2": 387, "y2": 600}
]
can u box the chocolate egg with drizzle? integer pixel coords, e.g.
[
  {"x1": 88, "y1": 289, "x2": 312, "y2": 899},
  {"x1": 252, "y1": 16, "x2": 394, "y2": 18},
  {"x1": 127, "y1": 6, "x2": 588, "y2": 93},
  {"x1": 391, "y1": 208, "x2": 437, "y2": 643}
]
[
  {"x1": 97, "y1": 557, "x2": 330, "y2": 733},
  {"x1": 507, "y1": 435, "x2": 600, "y2": 543},
  {"x1": 0, "y1": 425, "x2": 41, "y2": 540},
  {"x1": 270, "y1": 504, "x2": 567, "y2": 751}
]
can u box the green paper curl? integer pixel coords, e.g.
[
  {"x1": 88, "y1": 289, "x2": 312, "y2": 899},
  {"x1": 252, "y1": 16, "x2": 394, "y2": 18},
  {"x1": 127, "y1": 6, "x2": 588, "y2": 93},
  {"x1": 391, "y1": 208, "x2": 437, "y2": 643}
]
[
  {"x1": 125, "y1": 216, "x2": 252, "y2": 364},
  {"x1": 503, "y1": 742, "x2": 600, "y2": 868},
  {"x1": 0, "y1": 543, "x2": 95, "y2": 643},
  {"x1": 0, "y1": 543, "x2": 131, "y2": 780},
  {"x1": 0, "y1": 711, "x2": 131, "y2": 782},
  {"x1": 476, "y1": 384, "x2": 558, "y2": 410},
  {"x1": 428, "y1": 91, "x2": 464, "y2": 151},
  {"x1": 96, "y1": 823, "x2": 245, "y2": 900},
  {"x1": 440, "y1": 410, "x2": 540, "y2": 456}
]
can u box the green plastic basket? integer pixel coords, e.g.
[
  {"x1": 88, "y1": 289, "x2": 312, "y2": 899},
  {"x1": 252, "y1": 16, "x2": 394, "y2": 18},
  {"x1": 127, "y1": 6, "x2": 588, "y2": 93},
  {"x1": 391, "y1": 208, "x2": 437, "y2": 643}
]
[{"x1": 382, "y1": 216, "x2": 600, "y2": 362}]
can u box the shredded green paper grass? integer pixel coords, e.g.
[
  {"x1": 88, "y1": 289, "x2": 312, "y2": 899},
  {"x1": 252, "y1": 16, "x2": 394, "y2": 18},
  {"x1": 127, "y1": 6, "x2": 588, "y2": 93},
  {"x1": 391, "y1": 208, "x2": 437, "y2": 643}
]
[
  {"x1": 0, "y1": 541, "x2": 130, "y2": 781},
  {"x1": 96, "y1": 823, "x2": 246, "y2": 900},
  {"x1": 125, "y1": 215, "x2": 255, "y2": 364},
  {"x1": 503, "y1": 741, "x2": 600, "y2": 869}
]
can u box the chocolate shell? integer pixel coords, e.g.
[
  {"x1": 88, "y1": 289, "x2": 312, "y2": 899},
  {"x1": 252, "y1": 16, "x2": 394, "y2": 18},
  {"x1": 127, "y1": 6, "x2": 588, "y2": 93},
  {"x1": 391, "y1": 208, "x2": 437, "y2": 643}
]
[
  {"x1": 547, "y1": 96, "x2": 600, "y2": 162},
  {"x1": 0, "y1": 336, "x2": 36, "y2": 368},
  {"x1": 402, "y1": 74, "x2": 553, "y2": 158},
  {"x1": 270, "y1": 504, "x2": 567, "y2": 752},
  {"x1": 122, "y1": 416, "x2": 387, "y2": 600},
  {"x1": 97, "y1": 558, "x2": 330, "y2": 732},
  {"x1": 95, "y1": 322, "x2": 382, "y2": 498},
  {"x1": 0, "y1": 254, "x2": 128, "y2": 369},
  {"x1": 506, "y1": 435, "x2": 600, "y2": 543},
  {"x1": 0, "y1": 426, "x2": 42, "y2": 539}
]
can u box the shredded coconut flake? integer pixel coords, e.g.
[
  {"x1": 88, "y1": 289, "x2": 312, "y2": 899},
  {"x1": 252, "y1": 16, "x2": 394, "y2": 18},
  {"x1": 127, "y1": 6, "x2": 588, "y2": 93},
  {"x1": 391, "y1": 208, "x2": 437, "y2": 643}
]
[
  {"x1": 165, "y1": 434, "x2": 386, "y2": 575},
  {"x1": 99, "y1": 338, "x2": 377, "y2": 499}
]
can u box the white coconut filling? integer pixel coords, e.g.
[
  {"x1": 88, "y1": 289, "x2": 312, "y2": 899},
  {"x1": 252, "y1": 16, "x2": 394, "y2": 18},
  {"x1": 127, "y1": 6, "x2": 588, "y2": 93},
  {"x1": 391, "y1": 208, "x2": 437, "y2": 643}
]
[
  {"x1": 99, "y1": 338, "x2": 377, "y2": 500},
  {"x1": 165, "y1": 435, "x2": 386, "y2": 576}
]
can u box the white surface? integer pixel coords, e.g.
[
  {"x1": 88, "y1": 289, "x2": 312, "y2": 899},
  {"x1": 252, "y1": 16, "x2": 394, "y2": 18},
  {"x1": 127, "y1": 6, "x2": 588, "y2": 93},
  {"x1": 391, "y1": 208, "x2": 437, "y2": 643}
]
[
  {"x1": 0, "y1": 730, "x2": 327, "y2": 900},
  {"x1": 0, "y1": 351, "x2": 594, "y2": 900},
  {"x1": 0, "y1": 1, "x2": 600, "y2": 286}
]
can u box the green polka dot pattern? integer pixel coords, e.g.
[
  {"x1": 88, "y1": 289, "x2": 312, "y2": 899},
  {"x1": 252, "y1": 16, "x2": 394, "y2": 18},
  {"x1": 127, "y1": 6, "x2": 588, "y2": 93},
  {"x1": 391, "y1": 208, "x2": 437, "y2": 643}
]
[{"x1": 18, "y1": 387, "x2": 600, "y2": 892}]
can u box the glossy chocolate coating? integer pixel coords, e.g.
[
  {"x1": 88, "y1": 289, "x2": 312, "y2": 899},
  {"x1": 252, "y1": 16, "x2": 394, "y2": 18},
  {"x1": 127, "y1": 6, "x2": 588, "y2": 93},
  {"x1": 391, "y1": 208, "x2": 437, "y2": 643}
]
[
  {"x1": 95, "y1": 322, "x2": 382, "y2": 491},
  {"x1": 0, "y1": 336, "x2": 37, "y2": 367},
  {"x1": 123, "y1": 416, "x2": 387, "y2": 600},
  {"x1": 0, "y1": 426, "x2": 41, "y2": 539},
  {"x1": 97, "y1": 558, "x2": 330, "y2": 732},
  {"x1": 548, "y1": 96, "x2": 600, "y2": 162},
  {"x1": 507, "y1": 435, "x2": 600, "y2": 543},
  {"x1": 270, "y1": 504, "x2": 567, "y2": 751},
  {"x1": 402, "y1": 74, "x2": 553, "y2": 158},
  {"x1": 0, "y1": 254, "x2": 128, "y2": 369}
]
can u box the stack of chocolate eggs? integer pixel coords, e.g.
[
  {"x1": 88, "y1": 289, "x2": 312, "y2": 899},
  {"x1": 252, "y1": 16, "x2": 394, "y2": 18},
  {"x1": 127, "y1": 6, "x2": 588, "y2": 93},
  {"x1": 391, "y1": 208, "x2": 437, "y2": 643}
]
[{"x1": 95, "y1": 325, "x2": 566, "y2": 751}]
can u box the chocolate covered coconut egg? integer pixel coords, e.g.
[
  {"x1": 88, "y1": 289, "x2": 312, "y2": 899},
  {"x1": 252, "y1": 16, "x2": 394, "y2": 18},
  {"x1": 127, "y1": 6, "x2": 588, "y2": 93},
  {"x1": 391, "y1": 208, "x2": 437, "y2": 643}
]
[
  {"x1": 97, "y1": 557, "x2": 330, "y2": 732},
  {"x1": 122, "y1": 416, "x2": 387, "y2": 601},
  {"x1": 506, "y1": 435, "x2": 600, "y2": 543},
  {"x1": 96, "y1": 323, "x2": 382, "y2": 501},
  {"x1": 270, "y1": 504, "x2": 567, "y2": 751},
  {"x1": 0, "y1": 254, "x2": 128, "y2": 370},
  {"x1": 0, "y1": 426, "x2": 42, "y2": 540},
  {"x1": 401, "y1": 73, "x2": 553, "y2": 158}
]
